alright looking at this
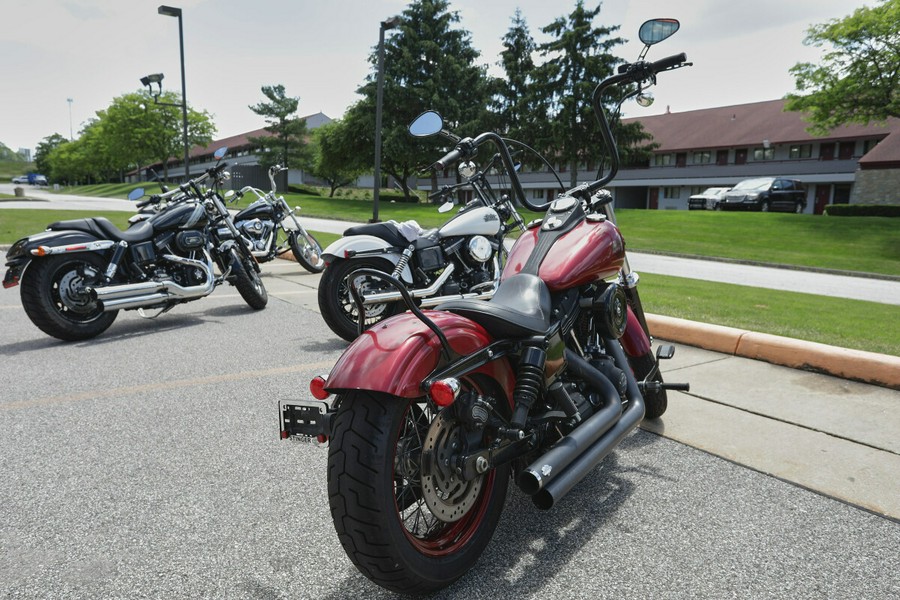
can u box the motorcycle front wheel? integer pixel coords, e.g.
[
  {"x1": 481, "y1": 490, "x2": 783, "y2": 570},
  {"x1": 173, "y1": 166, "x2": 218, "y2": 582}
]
[
  {"x1": 288, "y1": 230, "x2": 325, "y2": 273},
  {"x1": 228, "y1": 247, "x2": 268, "y2": 309},
  {"x1": 328, "y1": 390, "x2": 509, "y2": 595},
  {"x1": 317, "y1": 257, "x2": 401, "y2": 342}
]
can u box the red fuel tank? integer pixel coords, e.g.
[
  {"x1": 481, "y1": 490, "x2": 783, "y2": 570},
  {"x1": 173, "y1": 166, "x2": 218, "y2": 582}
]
[{"x1": 503, "y1": 218, "x2": 625, "y2": 291}]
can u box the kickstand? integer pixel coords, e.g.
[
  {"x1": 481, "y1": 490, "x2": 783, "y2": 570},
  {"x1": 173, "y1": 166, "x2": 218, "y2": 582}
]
[{"x1": 138, "y1": 305, "x2": 175, "y2": 319}]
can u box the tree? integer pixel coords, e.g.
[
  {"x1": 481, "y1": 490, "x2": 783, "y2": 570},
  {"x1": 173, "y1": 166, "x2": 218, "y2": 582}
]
[
  {"x1": 308, "y1": 121, "x2": 366, "y2": 197},
  {"x1": 786, "y1": 0, "x2": 900, "y2": 134},
  {"x1": 493, "y1": 9, "x2": 540, "y2": 142},
  {"x1": 535, "y1": 1, "x2": 626, "y2": 187},
  {"x1": 34, "y1": 133, "x2": 69, "y2": 179},
  {"x1": 340, "y1": 0, "x2": 494, "y2": 199},
  {"x1": 103, "y1": 90, "x2": 215, "y2": 181},
  {"x1": 247, "y1": 84, "x2": 311, "y2": 171}
]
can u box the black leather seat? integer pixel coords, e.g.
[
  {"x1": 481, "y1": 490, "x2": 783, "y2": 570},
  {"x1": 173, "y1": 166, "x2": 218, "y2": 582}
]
[
  {"x1": 343, "y1": 222, "x2": 409, "y2": 248},
  {"x1": 437, "y1": 273, "x2": 552, "y2": 338},
  {"x1": 48, "y1": 217, "x2": 154, "y2": 244}
]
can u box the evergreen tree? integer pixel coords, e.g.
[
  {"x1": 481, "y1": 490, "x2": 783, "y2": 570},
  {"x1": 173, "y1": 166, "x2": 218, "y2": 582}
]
[
  {"x1": 535, "y1": 1, "x2": 625, "y2": 187},
  {"x1": 493, "y1": 9, "x2": 541, "y2": 143},
  {"x1": 248, "y1": 84, "x2": 311, "y2": 171},
  {"x1": 339, "y1": 0, "x2": 493, "y2": 199}
]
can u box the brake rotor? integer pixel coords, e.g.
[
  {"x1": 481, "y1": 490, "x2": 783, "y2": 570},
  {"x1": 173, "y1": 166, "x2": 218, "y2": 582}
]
[
  {"x1": 57, "y1": 268, "x2": 97, "y2": 313},
  {"x1": 420, "y1": 410, "x2": 483, "y2": 523}
]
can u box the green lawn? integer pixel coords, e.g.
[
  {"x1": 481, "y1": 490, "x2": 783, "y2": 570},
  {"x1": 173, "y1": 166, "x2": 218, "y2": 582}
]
[{"x1": 640, "y1": 273, "x2": 900, "y2": 356}]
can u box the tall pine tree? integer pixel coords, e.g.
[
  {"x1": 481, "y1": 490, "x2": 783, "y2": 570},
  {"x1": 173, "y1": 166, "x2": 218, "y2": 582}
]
[
  {"x1": 333, "y1": 0, "x2": 493, "y2": 199},
  {"x1": 535, "y1": 1, "x2": 625, "y2": 187}
]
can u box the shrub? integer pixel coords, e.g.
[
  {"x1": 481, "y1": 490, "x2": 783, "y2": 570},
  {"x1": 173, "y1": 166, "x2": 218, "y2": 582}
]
[
  {"x1": 380, "y1": 190, "x2": 421, "y2": 203},
  {"x1": 824, "y1": 203, "x2": 900, "y2": 217},
  {"x1": 287, "y1": 184, "x2": 321, "y2": 196}
]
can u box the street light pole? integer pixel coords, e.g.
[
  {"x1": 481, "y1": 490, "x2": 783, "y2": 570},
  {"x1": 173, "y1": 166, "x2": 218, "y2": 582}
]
[
  {"x1": 372, "y1": 16, "x2": 400, "y2": 223},
  {"x1": 158, "y1": 5, "x2": 189, "y2": 182},
  {"x1": 66, "y1": 98, "x2": 73, "y2": 141}
]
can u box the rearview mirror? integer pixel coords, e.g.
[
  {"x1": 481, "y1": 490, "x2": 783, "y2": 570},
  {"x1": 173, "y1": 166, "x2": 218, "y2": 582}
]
[
  {"x1": 638, "y1": 18, "x2": 679, "y2": 45},
  {"x1": 409, "y1": 111, "x2": 444, "y2": 137},
  {"x1": 214, "y1": 146, "x2": 228, "y2": 160},
  {"x1": 128, "y1": 188, "x2": 145, "y2": 201}
]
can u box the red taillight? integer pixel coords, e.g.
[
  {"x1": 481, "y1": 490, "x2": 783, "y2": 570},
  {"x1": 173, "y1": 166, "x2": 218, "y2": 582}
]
[
  {"x1": 309, "y1": 375, "x2": 330, "y2": 400},
  {"x1": 429, "y1": 378, "x2": 460, "y2": 407}
]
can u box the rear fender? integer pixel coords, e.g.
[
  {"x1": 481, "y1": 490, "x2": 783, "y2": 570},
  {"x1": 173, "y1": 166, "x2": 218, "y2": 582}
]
[
  {"x1": 321, "y1": 235, "x2": 411, "y2": 282},
  {"x1": 324, "y1": 311, "x2": 515, "y2": 406},
  {"x1": 6, "y1": 230, "x2": 109, "y2": 262}
]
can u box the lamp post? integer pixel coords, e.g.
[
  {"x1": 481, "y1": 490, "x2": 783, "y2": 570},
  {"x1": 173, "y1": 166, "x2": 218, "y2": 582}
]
[
  {"x1": 66, "y1": 98, "x2": 73, "y2": 141},
  {"x1": 372, "y1": 16, "x2": 400, "y2": 223},
  {"x1": 158, "y1": 5, "x2": 189, "y2": 182}
]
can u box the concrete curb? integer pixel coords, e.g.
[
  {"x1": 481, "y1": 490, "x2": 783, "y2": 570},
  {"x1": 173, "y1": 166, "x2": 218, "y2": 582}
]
[{"x1": 646, "y1": 313, "x2": 900, "y2": 390}]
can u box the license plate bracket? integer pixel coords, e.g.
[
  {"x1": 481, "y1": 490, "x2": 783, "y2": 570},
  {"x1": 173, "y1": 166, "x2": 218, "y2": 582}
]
[{"x1": 279, "y1": 400, "x2": 332, "y2": 440}]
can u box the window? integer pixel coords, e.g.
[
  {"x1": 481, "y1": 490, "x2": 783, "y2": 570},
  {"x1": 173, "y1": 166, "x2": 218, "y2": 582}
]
[
  {"x1": 692, "y1": 150, "x2": 712, "y2": 164},
  {"x1": 532, "y1": 189, "x2": 545, "y2": 199},
  {"x1": 654, "y1": 153, "x2": 673, "y2": 166},
  {"x1": 662, "y1": 186, "x2": 680, "y2": 199},
  {"x1": 789, "y1": 144, "x2": 812, "y2": 159},
  {"x1": 752, "y1": 147, "x2": 775, "y2": 161}
]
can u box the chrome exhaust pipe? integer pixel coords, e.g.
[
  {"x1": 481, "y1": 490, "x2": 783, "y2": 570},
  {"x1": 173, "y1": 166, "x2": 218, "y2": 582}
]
[
  {"x1": 361, "y1": 254, "x2": 502, "y2": 305},
  {"x1": 361, "y1": 263, "x2": 456, "y2": 305},
  {"x1": 528, "y1": 342, "x2": 646, "y2": 510},
  {"x1": 93, "y1": 255, "x2": 215, "y2": 312}
]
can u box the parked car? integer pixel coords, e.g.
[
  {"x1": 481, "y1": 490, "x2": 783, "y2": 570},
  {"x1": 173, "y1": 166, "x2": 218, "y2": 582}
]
[
  {"x1": 719, "y1": 177, "x2": 807, "y2": 213},
  {"x1": 688, "y1": 187, "x2": 730, "y2": 210},
  {"x1": 11, "y1": 174, "x2": 48, "y2": 186}
]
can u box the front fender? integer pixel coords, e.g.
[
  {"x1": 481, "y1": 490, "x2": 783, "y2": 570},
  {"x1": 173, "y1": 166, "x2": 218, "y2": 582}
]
[
  {"x1": 322, "y1": 234, "x2": 412, "y2": 282},
  {"x1": 325, "y1": 311, "x2": 515, "y2": 404},
  {"x1": 620, "y1": 305, "x2": 651, "y2": 357}
]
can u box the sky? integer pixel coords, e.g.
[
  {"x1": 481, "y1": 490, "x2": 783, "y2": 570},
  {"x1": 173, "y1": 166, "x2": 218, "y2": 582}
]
[{"x1": 0, "y1": 0, "x2": 874, "y2": 154}]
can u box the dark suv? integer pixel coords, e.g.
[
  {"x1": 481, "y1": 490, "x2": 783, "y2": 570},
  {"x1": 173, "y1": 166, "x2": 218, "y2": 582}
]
[{"x1": 719, "y1": 177, "x2": 807, "y2": 213}]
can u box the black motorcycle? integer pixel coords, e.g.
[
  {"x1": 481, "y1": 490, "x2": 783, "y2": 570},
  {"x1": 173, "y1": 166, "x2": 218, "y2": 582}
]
[
  {"x1": 231, "y1": 165, "x2": 325, "y2": 273},
  {"x1": 3, "y1": 148, "x2": 267, "y2": 341}
]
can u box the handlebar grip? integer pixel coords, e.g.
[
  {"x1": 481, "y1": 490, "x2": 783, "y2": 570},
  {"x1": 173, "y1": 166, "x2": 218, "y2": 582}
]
[
  {"x1": 135, "y1": 196, "x2": 156, "y2": 209},
  {"x1": 432, "y1": 148, "x2": 462, "y2": 170},
  {"x1": 650, "y1": 52, "x2": 687, "y2": 74}
]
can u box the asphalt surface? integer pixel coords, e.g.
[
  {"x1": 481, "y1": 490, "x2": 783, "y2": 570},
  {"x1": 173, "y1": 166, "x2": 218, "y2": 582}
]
[{"x1": 2, "y1": 260, "x2": 899, "y2": 599}]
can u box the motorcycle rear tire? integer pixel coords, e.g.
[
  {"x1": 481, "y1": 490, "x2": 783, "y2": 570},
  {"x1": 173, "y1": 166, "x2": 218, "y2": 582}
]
[
  {"x1": 20, "y1": 254, "x2": 118, "y2": 341},
  {"x1": 228, "y1": 248, "x2": 268, "y2": 309},
  {"x1": 317, "y1": 257, "x2": 401, "y2": 342},
  {"x1": 289, "y1": 230, "x2": 325, "y2": 273},
  {"x1": 328, "y1": 391, "x2": 509, "y2": 595},
  {"x1": 629, "y1": 352, "x2": 668, "y2": 419}
]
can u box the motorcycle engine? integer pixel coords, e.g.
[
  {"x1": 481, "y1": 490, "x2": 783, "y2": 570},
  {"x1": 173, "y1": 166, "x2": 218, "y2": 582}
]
[{"x1": 237, "y1": 218, "x2": 275, "y2": 251}]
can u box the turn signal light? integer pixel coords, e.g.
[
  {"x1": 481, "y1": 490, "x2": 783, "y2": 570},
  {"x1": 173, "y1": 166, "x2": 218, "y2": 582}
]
[
  {"x1": 309, "y1": 375, "x2": 330, "y2": 400},
  {"x1": 429, "y1": 378, "x2": 460, "y2": 407}
]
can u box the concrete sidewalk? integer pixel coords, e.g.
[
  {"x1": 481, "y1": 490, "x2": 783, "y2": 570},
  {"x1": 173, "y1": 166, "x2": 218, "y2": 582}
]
[{"x1": 260, "y1": 260, "x2": 900, "y2": 522}]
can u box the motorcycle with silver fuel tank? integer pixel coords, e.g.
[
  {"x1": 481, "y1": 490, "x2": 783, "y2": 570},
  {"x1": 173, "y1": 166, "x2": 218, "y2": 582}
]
[
  {"x1": 316, "y1": 144, "x2": 534, "y2": 342},
  {"x1": 231, "y1": 164, "x2": 325, "y2": 273},
  {"x1": 3, "y1": 148, "x2": 267, "y2": 341},
  {"x1": 278, "y1": 19, "x2": 691, "y2": 595}
]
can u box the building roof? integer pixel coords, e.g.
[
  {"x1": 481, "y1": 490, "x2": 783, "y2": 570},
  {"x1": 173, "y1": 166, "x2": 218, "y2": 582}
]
[
  {"x1": 188, "y1": 111, "x2": 332, "y2": 159},
  {"x1": 623, "y1": 99, "x2": 900, "y2": 159}
]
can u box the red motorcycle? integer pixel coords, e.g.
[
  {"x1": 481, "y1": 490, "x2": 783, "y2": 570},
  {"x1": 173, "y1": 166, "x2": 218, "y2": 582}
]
[{"x1": 280, "y1": 19, "x2": 690, "y2": 595}]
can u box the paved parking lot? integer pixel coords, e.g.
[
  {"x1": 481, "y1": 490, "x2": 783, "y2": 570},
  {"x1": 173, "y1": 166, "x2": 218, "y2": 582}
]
[{"x1": 2, "y1": 261, "x2": 898, "y2": 599}]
